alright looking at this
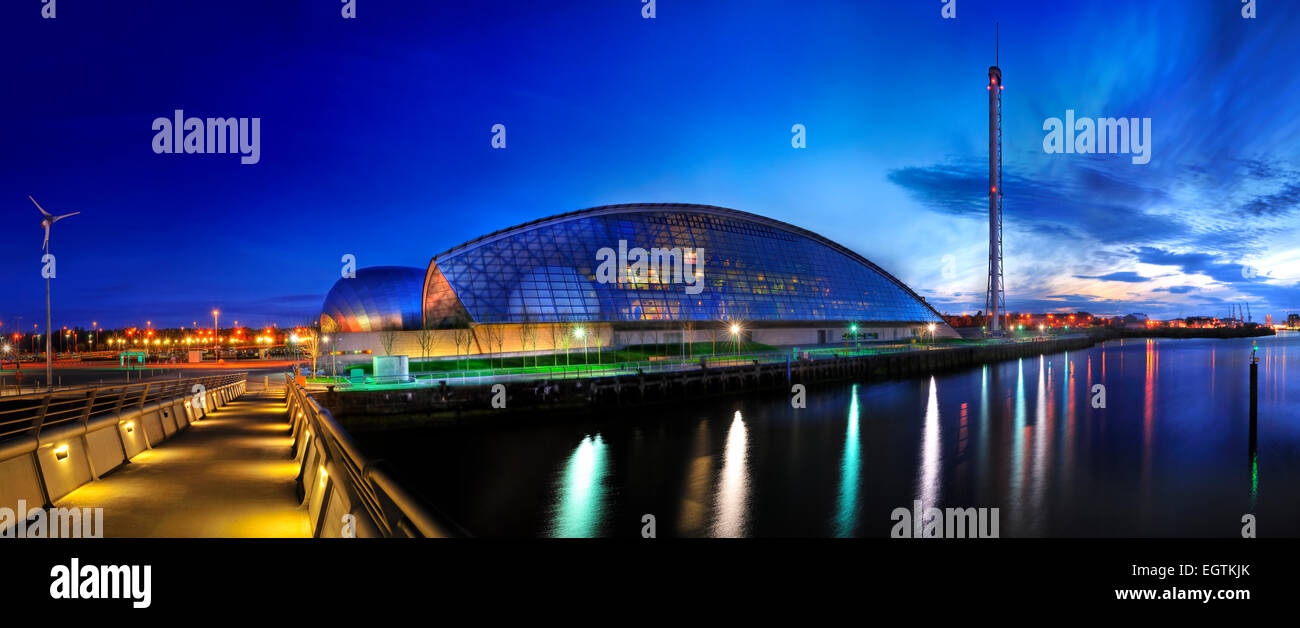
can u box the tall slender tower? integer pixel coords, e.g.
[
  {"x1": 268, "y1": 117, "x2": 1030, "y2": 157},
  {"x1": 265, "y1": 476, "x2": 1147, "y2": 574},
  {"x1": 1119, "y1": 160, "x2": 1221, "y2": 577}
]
[{"x1": 985, "y1": 28, "x2": 1007, "y2": 335}]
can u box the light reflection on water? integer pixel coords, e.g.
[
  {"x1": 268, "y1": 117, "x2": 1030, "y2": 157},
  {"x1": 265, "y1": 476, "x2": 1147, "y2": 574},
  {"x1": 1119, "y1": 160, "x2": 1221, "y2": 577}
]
[
  {"x1": 385, "y1": 333, "x2": 1300, "y2": 537},
  {"x1": 915, "y1": 377, "x2": 941, "y2": 512},
  {"x1": 548, "y1": 434, "x2": 608, "y2": 538},
  {"x1": 711, "y1": 411, "x2": 750, "y2": 537},
  {"x1": 834, "y1": 385, "x2": 861, "y2": 537}
]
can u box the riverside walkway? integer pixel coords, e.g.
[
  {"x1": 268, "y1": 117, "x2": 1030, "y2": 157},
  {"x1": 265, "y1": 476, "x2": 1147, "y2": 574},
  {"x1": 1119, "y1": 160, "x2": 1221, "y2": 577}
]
[
  {"x1": 0, "y1": 371, "x2": 458, "y2": 538},
  {"x1": 56, "y1": 386, "x2": 309, "y2": 538}
]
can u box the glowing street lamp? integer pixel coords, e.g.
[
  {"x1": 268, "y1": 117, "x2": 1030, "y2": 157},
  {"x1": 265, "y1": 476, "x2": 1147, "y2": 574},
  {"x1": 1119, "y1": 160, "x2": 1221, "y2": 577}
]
[{"x1": 574, "y1": 327, "x2": 587, "y2": 369}]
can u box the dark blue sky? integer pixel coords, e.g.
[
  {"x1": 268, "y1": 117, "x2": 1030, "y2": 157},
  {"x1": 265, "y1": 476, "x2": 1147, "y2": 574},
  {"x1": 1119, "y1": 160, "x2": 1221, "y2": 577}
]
[{"x1": 3, "y1": 0, "x2": 1298, "y2": 331}]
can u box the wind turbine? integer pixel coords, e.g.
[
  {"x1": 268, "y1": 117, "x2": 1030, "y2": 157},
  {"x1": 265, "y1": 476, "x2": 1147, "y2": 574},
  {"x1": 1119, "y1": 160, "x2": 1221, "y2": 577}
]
[{"x1": 31, "y1": 196, "x2": 79, "y2": 391}]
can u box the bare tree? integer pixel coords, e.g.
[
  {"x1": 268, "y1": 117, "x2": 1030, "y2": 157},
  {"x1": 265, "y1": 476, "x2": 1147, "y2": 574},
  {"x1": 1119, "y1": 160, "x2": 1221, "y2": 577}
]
[
  {"x1": 298, "y1": 328, "x2": 320, "y2": 376},
  {"x1": 519, "y1": 315, "x2": 538, "y2": 369},
  {"x1": 451, "y1": 313, "x2": 474, "y2": 370},
  {"x1": 479, "y1": 324, "x2": 504, "y2": 370},
  {"x1": 559, "y1": 319, "x2": 575, "y2": 367},
  {"x1": 684, "y1": 321, "x2": 695, "y2": 359},
  {"x1": 492, "y1": 325, "x2": 507, "y2": 365},
  {"x1": 547, "y1": 320, "x2": 564, "y2": 367},
  {"x1": 380, "y1": 329, "x2": 398, "y2": 356},
  {"x1": 416, "y1": 320, "x2": 434, "y2": 373}
]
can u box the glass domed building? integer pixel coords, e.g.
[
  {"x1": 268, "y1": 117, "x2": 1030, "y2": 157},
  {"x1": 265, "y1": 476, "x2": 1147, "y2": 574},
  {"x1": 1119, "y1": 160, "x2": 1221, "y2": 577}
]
[{"x1": 323, "y1": 204, "x2": 955, "y2": 346}]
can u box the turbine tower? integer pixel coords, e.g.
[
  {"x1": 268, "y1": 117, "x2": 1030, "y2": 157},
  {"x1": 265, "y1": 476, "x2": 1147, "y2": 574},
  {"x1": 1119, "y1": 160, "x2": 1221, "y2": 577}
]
[
  {"x1": 984, "y1": 26, "x2": 1007, "y2": 335},
  {"x1": 31, "y1": 196, "x2": 80, "y2": 390}
]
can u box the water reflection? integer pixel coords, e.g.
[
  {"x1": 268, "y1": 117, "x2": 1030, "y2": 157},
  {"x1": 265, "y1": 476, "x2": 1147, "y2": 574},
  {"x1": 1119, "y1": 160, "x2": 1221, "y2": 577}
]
[
  {"x1": 834, "y1": 385, "x2": 861, "y2": 537},
  {"x1": 549, "y1": 434, "x2": 608, "y2": 538},
  {"x1": 677, "y1": 421, "x2": 713, "y2": 535},
  {"x1": 1010, "y1": 358, "x2": 1026, "y2": 514},
  {"x1": 712, "y1": 411, "x2": 749, "y2": 537},
  {"x1": 403, "y1": 333, "x2": 1300, "y2": 537},
  {"x1": 915, "y1": 377, "x2": 941, "y2": 509},
  {"x1": 1031, "y1": 356, "x2": 1049, "y2": 516}
]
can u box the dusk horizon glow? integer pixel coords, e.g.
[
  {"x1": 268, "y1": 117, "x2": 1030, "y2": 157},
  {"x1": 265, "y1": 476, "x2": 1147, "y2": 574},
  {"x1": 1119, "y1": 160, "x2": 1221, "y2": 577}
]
[{"x1": 3, "y1": 0, "x2": 1299, "y2": 330}]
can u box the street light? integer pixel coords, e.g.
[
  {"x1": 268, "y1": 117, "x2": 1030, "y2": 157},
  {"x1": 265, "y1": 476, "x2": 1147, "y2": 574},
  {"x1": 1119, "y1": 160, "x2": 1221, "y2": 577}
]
[
  {"x1": 324, "y1": 336, "x2": 336, "y2": 381},
  {"x1": 574, "y1": 327, "x2": 587, "y2": 371},
  {"x1": 927, "y1": 322, "x2": 937, "y2": 346},
  {"x1": 212, "y1": 309, "x2": 219, "y2": 360}
]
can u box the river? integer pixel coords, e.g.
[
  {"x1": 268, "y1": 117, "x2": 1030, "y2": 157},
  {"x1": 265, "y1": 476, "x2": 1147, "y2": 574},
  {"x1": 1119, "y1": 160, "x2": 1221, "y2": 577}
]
[{"x1": 362, "y1": 333, "x2": 1300, "y2": 537}]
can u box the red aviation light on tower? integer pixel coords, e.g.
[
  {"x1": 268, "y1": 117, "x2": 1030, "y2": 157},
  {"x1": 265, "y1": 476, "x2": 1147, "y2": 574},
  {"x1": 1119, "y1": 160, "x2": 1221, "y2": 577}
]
[{"x1": 984, "y1": 24, "x2": 1007, "y2": 337}]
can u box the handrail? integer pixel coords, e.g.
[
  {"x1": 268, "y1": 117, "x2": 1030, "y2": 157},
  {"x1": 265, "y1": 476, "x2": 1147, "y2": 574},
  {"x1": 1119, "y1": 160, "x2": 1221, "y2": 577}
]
[
  {"x1": 284, "y1": 376, "x2": 463, "y2": 538},
  {"x1": 305, "y1": 338, "x2": 1045, "y2": 388},
  {"x1": 0, "y1": 373, "x2": 247, "y2": 442}
]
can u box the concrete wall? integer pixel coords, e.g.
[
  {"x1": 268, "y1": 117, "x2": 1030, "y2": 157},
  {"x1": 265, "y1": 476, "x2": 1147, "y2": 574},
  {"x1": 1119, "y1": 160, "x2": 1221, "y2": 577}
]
[
  {"x1": 328, "y1": 323, "x2": 614, "y2": 367},
  {"x1": 0, "y1": 379, "x2": 247, "y2": 535},
  {"x1": 328, "y1": 321, "x2": 957, "y2": 365},
  {"x1": 284, "y1": 388, "x2": 397, "y2": 538}
]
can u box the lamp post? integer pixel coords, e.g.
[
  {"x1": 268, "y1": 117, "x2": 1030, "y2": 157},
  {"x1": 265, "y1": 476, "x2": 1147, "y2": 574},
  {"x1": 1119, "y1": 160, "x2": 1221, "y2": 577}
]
[
  {"x1": 212, "y1": 309, "x2": 219, "y2": 361},
  {"x1": 729, "y1": 323, "x2": 741, "y2": 354},
  {"x1": 574, "y1": 327, "x2": 587, "y2": 373},
  {"x1": 325, "y1": 336, "x2": 336, "y2": 382},
  {"x1": 91, "y1": 321, "x2": 98, "y2": 352}
]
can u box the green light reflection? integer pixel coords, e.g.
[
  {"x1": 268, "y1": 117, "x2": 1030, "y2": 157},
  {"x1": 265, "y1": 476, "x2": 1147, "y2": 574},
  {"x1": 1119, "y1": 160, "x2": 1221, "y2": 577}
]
[
  {"x1": 835, "y1": 384, "x2": 861, "y2": 537},
  {"x1": 549, "y1": 434, "x2": 608, "y2": 538}
]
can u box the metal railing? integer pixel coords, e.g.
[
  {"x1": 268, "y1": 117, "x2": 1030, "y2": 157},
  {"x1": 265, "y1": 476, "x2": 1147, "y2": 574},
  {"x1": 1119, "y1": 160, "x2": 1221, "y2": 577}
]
[
  {"x1": 305, "y1": 339, "x2": 1006, "y2": 389},
  {"x1": 285, "y1": 376, "x2": 463, "y2": 538},
  {"x1": 0, "y1": 373, "x2": 246, "y2": 442}
]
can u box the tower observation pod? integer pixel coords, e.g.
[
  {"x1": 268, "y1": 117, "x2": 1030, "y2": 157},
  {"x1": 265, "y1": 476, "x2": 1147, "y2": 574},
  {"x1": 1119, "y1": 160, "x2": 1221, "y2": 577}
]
[{"x1": 985, "y1": 59, "x2": 1007, "y2": 335}]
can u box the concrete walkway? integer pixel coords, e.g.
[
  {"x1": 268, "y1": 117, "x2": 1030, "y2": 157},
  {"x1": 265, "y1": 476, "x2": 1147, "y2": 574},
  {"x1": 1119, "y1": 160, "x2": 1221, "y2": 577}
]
[{"x1": 57, "y1": 389, "x2": 310, "y2": 538}]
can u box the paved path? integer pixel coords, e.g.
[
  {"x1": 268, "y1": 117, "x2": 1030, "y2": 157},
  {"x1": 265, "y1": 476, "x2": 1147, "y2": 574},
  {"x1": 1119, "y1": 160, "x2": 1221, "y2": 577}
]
[{"x1": 57, "y1": 388, "x2": 309, "y2": 538}]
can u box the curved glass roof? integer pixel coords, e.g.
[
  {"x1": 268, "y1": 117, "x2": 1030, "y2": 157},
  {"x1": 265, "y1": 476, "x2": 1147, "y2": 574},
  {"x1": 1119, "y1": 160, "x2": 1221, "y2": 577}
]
[
  {"x1": 320, "y1": 266, "x2": 425, "y2": 332},
  {"x1": 423, "y1": 204, "x2": 945, "y2": 326}
]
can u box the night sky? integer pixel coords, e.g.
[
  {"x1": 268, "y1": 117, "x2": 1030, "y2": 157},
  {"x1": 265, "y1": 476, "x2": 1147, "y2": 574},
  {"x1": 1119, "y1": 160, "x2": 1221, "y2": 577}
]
[{"x1": 2, "y1": 0, "x2": 1298, "y2": 331}]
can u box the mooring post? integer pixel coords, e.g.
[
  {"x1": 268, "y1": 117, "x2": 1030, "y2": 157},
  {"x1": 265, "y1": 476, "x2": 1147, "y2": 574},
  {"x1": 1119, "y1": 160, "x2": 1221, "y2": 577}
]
[{"x1": 1249, "y1": 344, "x2": 1259, "y2": 461}]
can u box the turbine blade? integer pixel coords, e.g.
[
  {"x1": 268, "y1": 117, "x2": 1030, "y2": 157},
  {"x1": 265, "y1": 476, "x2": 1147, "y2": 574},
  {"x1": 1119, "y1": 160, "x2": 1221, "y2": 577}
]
[
  {"x1": 53, "y1": 211, "x2": 80, "y2": 222},
  {"x1": 29, "y1": 196, "x2": 53, "y2": 218}
]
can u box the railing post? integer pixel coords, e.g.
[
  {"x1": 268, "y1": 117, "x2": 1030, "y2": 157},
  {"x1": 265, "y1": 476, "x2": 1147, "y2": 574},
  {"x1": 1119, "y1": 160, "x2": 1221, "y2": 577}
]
[
  {"x1": 27, "y1": 391, "x2": 56, "y2": 509},
  {"x1": 32, "y1": 393, "x2": 52, "y2": 439},
  {"x1": 137, "y1": 383, "x2": 152, "y2": 411},
  {"x1": 79, "y1": 390, "x2": 101, "y2": 481}
]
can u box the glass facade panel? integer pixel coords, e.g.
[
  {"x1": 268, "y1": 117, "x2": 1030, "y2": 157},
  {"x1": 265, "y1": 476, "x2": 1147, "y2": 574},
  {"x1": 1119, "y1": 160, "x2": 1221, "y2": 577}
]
[{"x1": 422, "y1": 204, "x2": 945, "y2": 326}]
